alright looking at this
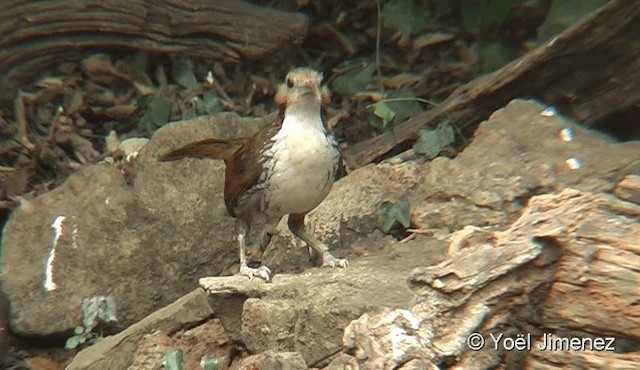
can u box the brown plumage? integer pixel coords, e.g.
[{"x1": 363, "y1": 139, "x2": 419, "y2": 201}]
[{"x1": 161, "y1": 110, "x2": 284, "y2": 217}]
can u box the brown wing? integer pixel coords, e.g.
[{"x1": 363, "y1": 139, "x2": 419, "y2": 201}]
[
  {"x1": 224, "y1": 110, "x2": 284, "y2": 217},
  {"x1": 159, "y1": 138, "x2": 245, "y2": 162}
]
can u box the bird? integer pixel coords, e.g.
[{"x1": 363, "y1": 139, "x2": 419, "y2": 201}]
[{"x1": 160, "y1": 67, "x2": 348, "y2": 281}]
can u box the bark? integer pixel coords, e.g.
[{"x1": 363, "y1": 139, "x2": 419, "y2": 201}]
[{"x1": 0, "y1": 0, "x2": 309, "y2": 105}]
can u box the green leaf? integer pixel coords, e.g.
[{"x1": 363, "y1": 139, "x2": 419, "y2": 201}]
[
  {"x1": 74, "y1": 326, "x2": 84, "y2": 335},
  {"x1": 332, "y1": 63, "x2": 375, "y2": 95},
  {"x1": 369, "y1": 91, "x2": 426, "y2": 131},
  {"x1": 172, "y1": 59, "x2": 199, "y2": 89},
  {"x1": 413, "y1": 122, "x2": 455, "y2": 159},
  {"x1": 382, "y1": 0, "x2": 428, "y2": 35},
  {"x1": 202, "y1": 91, "x2": 224, "y2": 115},
  {"x1": 65, "y1": 336, "x2": 80, "y2": 350},
  {"x1": 387, "y1": 91, "x2": 425, "y2": 121},
  {"x1": 371, "y1": 102, "x2": 396, "y2": 130},
  {"x1": 379, "y1": 198, "x2": 412, "y2": 234},
  {"x1": 201, "y1": 356, "x2": 221, "y2": 370},
  {"x1": 165, "y1": 349, "x2": 184, "y2": 370},
  {"x1": 139, "y1": 95, "x2": 172, "y2": 131}
]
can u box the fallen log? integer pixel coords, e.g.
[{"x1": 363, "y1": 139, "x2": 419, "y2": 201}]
[
  {"x1": 343, "y1": 0, "x2": 640, "y2": 169},
  {"x1": 344, "y1": 185, "x2": 640, "y2": 369},
  {"x1": 0, "y1": 0, "x2": 308, "y2": 106}
]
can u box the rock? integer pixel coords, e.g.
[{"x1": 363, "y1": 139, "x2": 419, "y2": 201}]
[
  {"x1": 235, "y1": 351, "x2": 307, "y2": 370},
  {"x1": 411, "y1": 99, "x2": 640, "y2": 232},
  {"x1": 1, "y1": 164, "x2": 132, "y2": 336},
  {"x1": 324, "y1": 353, "x2": 355, "y2": 370},
  {"x1": 129, "y1": 318, "x2": 231, "y2": 370},
  {"x1": 128, "y1": 331, "x2": 174, "y2": 370},
  {"x1": 200, "y1": 237, "x2": 446, "y2": 367},
  {"x1": 301, "y1": 99, "x2": 640, "y2": 265},
  {"x1": 306, "y1": 160, "x2": 425, "y2": 248},
  {"x1": 0, "y1": 112, "x2": 268, "y2": 336},
  {"x1": 66, "y1": 287, "x2": 213, "y2": 369},
  {"x1": 614, "y1": 174, "x2": 640, "y2": 205},
  {"x1": 119, "y1": 137, "x2": 149, "y2": 162},
  {"x1": 343, "y1": 309, "x2": 435, "y2": 370},
  {"x1": 23, "y1": 357, "x2": 65, "y2": 370}
]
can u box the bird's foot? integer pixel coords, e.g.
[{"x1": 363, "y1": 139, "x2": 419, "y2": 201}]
[
  {"x1": 238, "y1": 263, "x2": 271, "y2": 281},
  {"x1": 321, "y1": 251, "x2": 349, "y2": 268}
]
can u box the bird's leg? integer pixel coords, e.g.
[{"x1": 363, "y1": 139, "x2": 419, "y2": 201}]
[
  {"x1": 236, "y1": 219, "x2": 271, "y2": 281},
  {"x1": 287, "y1": 213, "x2": 348, "y2": 268},
  {"x1": 258, "y1": 218, "x2": 281, "y2": 253}
]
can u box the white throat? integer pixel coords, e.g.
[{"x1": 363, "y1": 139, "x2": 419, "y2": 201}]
[
  {"x1": 262, "y1": 101, "x2": 338, "y2": 216},
  {"x1": 282, "y1": 101, "x2": 324, "y2": 133}
]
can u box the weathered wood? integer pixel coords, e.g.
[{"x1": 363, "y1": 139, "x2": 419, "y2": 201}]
[
  {"x1": 0, "y1": 0, "x2": 309, "y2": 105},
  {"x1": 344, "y1": 0, "x2": 640, "y2": 169},
  {"x1": 344, "y1": 187, "x2": 640, "y2": 369},
  {"x1": 540, "y1": 193, "x2": 640, "y2": 338},
  {"x1": 526, "y1": 342, "x2": 640, "y2": 370}
]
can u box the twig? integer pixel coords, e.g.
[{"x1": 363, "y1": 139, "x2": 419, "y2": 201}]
[
  {"x1": 308, "y1": 346, "x2": 344, "y2": 368},
  {"x1": 245, "y1": 83, "x2": 257, "y2": 113},
  {"x1": 326, "y1": 110, "x2": 349, "y2": 130},
  {"x1": 206, "y1": 73, "x2": 235, "y2": 110},
  {"x1": 375, "y1": 0, "x2": 384, "y2": 92},
  {"x1": 13, "y1": 92, "x2": 36, "y2": 152}
]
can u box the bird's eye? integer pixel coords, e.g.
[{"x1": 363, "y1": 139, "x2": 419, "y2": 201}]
[{"x1": 286, "y1": 78, "x2": 294, "y2": 88}]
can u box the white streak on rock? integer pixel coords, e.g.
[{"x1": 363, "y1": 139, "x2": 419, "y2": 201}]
[{"x1": 44, "y1": 216, "x2": 65, "y2": 291}]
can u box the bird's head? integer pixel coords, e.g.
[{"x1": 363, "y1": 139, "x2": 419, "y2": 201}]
[{"x1": 275, "y1": 67, "x2": 331, "y2": 110}]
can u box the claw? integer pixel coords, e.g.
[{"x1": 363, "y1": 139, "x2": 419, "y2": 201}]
[
  {"x1": 239, "y1": 264, "x2": 271, "y2": 281},
  {"x1": 321, "y1": 252, "x2": 349, "y2": 268}
]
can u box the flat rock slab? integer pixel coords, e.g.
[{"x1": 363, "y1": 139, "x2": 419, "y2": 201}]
[{"x1": 200, "y1": 237, "x2": 447, "y2": 367}]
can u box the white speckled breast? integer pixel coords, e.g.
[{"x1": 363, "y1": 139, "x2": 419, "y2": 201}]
[{"x1": 262, "y1": 111, "x2": 339, "y2": 216}]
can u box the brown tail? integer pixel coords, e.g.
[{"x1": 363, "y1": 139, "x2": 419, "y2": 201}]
[{"x1": 160, "y1": 138, "x2": 245, "y2": 162}]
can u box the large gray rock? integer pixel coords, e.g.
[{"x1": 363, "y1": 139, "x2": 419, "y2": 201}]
[
  {"x1": 409, "y1": 99, "x2": 640, "y2": 232},
  {"x1": 306, "y1": 100, "x2": 640, "y2": 258},
  {"x1": 0, "y1": 113, "x2": 269, "y2": 336}
]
